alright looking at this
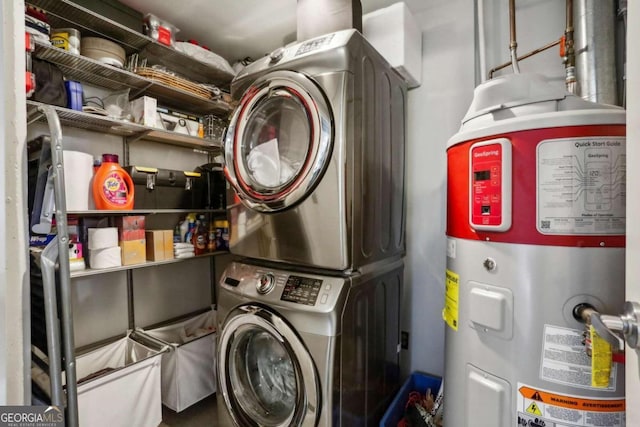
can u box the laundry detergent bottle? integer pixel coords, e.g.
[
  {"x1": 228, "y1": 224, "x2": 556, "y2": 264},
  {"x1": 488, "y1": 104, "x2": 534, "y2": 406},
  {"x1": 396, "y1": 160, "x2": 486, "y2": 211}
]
[{"x1": 92, "y1": 154, "x2": 134, "y2": 210}]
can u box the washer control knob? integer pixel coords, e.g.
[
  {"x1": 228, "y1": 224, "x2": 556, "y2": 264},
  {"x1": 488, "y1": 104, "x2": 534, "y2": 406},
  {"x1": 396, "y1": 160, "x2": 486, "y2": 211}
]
[
  {"x1": 269, "y1": 47, "x2": 285, "y2": 63},
  {"x1": 257, "y1": 273, "x2": 275, "y2": 294}
]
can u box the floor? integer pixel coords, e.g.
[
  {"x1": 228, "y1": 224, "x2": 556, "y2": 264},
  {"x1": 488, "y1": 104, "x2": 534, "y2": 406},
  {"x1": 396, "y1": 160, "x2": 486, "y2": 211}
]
[{"x1": 159, "y1": 394, "x2": 218, "y2": 427}]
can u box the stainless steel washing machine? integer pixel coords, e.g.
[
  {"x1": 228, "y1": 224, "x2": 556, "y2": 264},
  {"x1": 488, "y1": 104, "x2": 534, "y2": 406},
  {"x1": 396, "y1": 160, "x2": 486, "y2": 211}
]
[
  {"x1": 224, "y1": 29, "x2": 407, "y2": 271},
  {"x1": 216, "y1": 258, "x2": 403, "y2": 426}
]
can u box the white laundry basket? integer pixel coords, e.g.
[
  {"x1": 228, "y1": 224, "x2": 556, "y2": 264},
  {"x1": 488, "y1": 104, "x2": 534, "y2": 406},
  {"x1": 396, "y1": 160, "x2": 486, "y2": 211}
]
[
  {"x1": 72, "y1": 335, "x2": 164, "y2": 427},
  {"x1": 140, "y1": 309, "x2": 217, "y2": 412}
]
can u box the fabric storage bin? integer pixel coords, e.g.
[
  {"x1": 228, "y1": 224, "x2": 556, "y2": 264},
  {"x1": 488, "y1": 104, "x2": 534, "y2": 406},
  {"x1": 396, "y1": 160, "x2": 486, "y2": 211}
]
[
  {"x1": 70, "y1": 335, "x2": 165, "y2": 427},
  {"x1": 139, "y1": 309, "x2": 217, "y2": 412}
]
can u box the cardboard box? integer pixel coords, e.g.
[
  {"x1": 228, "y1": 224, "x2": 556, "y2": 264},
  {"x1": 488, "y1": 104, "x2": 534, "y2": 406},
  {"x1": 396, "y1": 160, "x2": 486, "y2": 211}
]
[
  {"x1": 115, "y1": 216, "x2": 146, "y2": 241},
  {"x1": 121, "y1": 239, "x2": 146, "y2": 265},
  {"x1": 163, "y1": 230, "x2": 174, "y2": 260},
  {"x1": 130, "y1": 96, "x2": 160, "y2": 128},
  {"x1": 145, "y1": 230, "x2": 174, "y2": 261},
  {"x1": 145, "y1": 230, "x2": 165, "y2": 261}
]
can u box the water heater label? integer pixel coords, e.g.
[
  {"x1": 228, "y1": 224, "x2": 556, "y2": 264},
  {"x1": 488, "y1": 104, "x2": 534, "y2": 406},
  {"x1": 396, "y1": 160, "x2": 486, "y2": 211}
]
[
  {"x1": 443, "y1": 269, "x2": 459, "y2": 330},
  {"x1": 540, "y1": 325, "x2": 616, "y2": 391},
  {"x1": 517, "y1": 383, "x2": 625, "y2": 427},
  {"x1": 537, "y1": 137, "x2": 626, "y2": 235}
]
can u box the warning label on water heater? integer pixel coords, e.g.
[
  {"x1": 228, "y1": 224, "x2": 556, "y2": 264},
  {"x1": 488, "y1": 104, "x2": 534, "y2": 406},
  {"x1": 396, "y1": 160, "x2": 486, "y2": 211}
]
[
  {"x1": 540, "y1": 325, "x2": 617, "y2": 391},
  {"x1": 537, "y1": 137, "x2": 626, "y2": 235},
  {"x1": 517, "y1": 383, "x2": 625, "y2": 427}
]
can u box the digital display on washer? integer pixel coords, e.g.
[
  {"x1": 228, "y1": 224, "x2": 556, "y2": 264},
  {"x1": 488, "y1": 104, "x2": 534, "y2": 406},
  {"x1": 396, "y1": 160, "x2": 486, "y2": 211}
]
[
  {"x1": 295, "y1": 34, "x2": 335, "y2": 56},
  {"x1": 280, "y1": 276, "x2": 323, "y2": 306}
]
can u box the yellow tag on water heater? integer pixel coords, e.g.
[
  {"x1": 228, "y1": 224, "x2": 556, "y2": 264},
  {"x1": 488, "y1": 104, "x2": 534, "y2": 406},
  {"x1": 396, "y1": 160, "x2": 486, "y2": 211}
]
[
  {"x1": 590, "y1": 325, "x2": 612, "y2": 388},
  {"x1": 443, "y1": 269, "x2": 460, "y2": 331}
]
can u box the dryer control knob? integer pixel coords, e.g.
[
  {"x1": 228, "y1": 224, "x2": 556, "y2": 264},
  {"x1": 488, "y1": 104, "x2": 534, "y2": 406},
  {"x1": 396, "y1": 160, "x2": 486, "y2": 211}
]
[
  {"x1": 257, "y1": 273, "x2": 275, "y2": 294},
  {"x1": 269, "y1": 47, "x2": 285, "y2": 63}
]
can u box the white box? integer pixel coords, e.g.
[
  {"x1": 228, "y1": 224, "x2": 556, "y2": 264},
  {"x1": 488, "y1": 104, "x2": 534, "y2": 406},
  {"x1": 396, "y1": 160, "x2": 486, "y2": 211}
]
[
  {"x1": 72, "y1": 336, "x2": 163, "y2": 427},
  {"x1": 157, "y1": 112, "x2": 200, "y2": 136},
  {"x1": 140, "y1": 310, "x2": 217, "y2": 412},
  {"x1": 363, "y1": 2, "x2": 422, "y2": 88},
  {"x1": 130, "y1": 96, "x2": 159, "y2": 128}
]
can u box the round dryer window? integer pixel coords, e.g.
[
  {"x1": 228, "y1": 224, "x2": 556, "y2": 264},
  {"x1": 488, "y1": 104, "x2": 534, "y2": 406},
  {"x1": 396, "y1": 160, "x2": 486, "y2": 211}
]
[
  {"x1": 229, "y1": 326, "x2": 297, "y2": 425},
  {"x1": 225, "y1": 70, "x2": 333, "y2": 212},
  {"x1": 218, "y1": 306, "x2": 319, "y2": 427}
]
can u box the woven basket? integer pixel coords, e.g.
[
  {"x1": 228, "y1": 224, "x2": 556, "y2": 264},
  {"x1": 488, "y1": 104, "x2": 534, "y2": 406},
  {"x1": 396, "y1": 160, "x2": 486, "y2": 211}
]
[{"x1": 136, "y1": 67, "x2": 212, "y2": 100}]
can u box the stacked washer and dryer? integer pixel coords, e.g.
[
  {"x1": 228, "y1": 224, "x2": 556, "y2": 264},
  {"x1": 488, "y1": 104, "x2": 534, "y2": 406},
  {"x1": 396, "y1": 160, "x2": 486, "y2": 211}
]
[{"x1": 216, "y1": 29, "x2": 408, "y2": 426}]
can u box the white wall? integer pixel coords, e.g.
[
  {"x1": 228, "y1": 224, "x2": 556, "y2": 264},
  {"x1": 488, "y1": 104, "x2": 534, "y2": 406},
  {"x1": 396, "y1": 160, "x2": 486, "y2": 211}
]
[
  {"x1": 402, "y1": 0, "x2": 475, "y2": 376},
  {"x1": 403, "y1": 0, "x2": 570, "y2": 376},
  {"x1": 0, "y1": 0, "x2": 29, "y2": 404}
]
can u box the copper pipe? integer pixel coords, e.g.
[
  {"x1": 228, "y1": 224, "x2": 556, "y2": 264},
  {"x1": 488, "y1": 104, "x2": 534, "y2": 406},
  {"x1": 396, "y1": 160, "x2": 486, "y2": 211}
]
[
  {"x1": 509, "y1": 0, "x2": 520, "y2": 73},
  {"x1": 566, "y1": 0, "x2": 574, "y2": 64},
  {"x1": 564, "y1": 0, "x2": 576, "y2": 92},
  {"x1": 488, "y1": 38, "x2": 561, "y2": 79}
]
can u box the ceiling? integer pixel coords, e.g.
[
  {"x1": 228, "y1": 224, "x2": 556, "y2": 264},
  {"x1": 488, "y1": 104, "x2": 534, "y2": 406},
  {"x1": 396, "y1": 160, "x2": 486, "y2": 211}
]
[{"x1": 119, "y1": 0, "x2": 427, "y2": 64}]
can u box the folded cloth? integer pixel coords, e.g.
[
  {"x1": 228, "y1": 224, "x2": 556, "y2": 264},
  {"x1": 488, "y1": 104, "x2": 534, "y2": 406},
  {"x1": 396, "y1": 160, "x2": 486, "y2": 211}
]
[
  {"x1": 174, "y1": 242, "x2": 194, "y2": 249},
  {"x1": 174, "y1": 247, "x2": 195, "y2": 255},
  {"x1": 175, "y1": 251, "x2": 195, "y2": 259}
]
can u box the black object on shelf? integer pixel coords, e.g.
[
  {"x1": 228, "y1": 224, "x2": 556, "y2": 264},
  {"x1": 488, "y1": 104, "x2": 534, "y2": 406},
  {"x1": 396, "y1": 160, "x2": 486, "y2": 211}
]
[
  {"x1": 125, "y1": 166, "x2": 207, "y2": 210},
  {"x1": 196, "y1": 162, "x2": 227, "y2": 210}
]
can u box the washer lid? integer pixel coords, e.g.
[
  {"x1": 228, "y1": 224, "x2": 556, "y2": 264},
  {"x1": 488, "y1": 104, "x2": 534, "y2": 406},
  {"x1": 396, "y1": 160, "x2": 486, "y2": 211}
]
[
  {"x1": 449, "y1": 73, "x2": 624, "y2": 147},
  {"x1": 225, "y1": 70, "x2": 333, "y2": 213}
]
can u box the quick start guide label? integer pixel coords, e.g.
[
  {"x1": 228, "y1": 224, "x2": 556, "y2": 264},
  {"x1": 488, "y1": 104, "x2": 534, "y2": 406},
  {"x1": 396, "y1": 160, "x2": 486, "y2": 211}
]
[{"x1": 470, "y1": 138, "x2": 512, "y2": 231}]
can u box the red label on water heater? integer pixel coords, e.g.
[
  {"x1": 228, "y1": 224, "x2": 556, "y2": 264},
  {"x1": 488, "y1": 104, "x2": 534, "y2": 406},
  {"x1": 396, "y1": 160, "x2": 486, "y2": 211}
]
[{"x1": 470, "y1": 139, "x2": 512, "y2": 231}]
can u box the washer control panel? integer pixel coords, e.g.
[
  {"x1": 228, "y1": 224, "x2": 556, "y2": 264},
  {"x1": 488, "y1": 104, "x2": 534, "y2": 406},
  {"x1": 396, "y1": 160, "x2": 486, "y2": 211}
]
[
  {"x1": 256, "y1": 273, "x2": 276, "y2": 294},
  {"x1": 220, "y1": 262, "x2": 344, "y2": 310},
  {"x1": 280, "y1": 275, "x2": 323, "y2": 306}
]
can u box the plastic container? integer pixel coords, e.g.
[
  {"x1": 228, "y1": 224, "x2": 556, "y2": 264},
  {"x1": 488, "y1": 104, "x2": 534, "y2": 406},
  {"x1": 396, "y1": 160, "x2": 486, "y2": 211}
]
[
  {"x1": 65, "y1": 81, "x2": 83, "y2": 111},
  {"x1": 81, "y1": 37, "x2": 126, "y2": 67},
  {"x1": 50, "y1": 28, "x2": 81, "y2": 54},
  {"x1": 143, "y1": 13, "x2": 178, "y2": 47},
  {"x1": 93, "y1": 154, "x2": 135, "y2": 210},
  {"x1": 380, "y1": 372, "x2": 442, "y2": 427}
]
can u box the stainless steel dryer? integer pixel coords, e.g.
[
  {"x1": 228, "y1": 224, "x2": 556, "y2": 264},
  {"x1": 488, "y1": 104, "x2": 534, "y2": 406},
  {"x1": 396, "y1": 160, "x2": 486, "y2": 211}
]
[
  {"x1": 224, "y1": 29, "x2": 407, "y2": 271},
  {"x1": 216, "y1": 258, "x2": 403, "y2": 427}
]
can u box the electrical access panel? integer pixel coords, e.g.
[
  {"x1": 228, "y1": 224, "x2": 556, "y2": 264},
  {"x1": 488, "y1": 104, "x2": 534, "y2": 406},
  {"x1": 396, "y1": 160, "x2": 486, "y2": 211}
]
[{"x1": 469, "y1": 138, "x2": 512, "y2": 231}]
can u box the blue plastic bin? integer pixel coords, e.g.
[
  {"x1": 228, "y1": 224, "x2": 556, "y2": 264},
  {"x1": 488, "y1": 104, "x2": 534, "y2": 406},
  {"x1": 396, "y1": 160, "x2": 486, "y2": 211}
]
[{"x1": 379, "y1": 372, "x2": 442, "y2": 427}]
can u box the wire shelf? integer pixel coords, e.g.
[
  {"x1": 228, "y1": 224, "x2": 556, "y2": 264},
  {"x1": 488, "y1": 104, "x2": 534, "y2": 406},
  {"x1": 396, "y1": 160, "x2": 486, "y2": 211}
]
[
  {"x1": 27, "y1": 0, "x2": 235, "y2": 87},
  {"x1": 34, "y1": 42, "x2": 147, "y2": 91},
  {"x1": 32, "y1": 42, "x2": 233, "y2": 116},
  {"x1": 70, "y1": 251, "x2": 229, "y2": 278},
  {"x1": 27, "y1": 101, "x2": 146, "y2": 136},
  {"x1": 27, "y1": 101, "x2": 224, "y2": 151}
]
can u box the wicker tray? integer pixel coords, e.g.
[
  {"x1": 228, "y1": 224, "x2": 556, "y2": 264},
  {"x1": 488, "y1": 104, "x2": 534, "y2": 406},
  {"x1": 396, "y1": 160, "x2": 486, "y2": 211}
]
[{"x1": 136, "y1": 67, "x2": 212, "y2": 100}]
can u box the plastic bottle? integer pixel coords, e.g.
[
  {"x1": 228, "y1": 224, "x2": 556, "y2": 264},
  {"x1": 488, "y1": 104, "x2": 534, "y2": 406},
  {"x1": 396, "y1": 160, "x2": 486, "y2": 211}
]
[
  {"x1": 92, "y1": 154, "x2": 134, "y2": 210},
  {"x1": 214, "y1": 219, "x2": 229, "y2": 251},
  {"x1": 184, "y1": 214, "x2": 196, "y2": 243},
  {"x1": 193, "y1": 217, "x2": 208, "y2": 255},
  {"x1": 179, "y1": 218, "x2": 190, "y2": 243},
  {"x1": 207, "y1": 221, "x2": 216, "y2": 252}
]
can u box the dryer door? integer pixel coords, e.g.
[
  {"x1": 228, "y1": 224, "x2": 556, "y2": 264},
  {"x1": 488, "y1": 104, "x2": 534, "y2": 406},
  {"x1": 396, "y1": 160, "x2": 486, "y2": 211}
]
[
  {"x1": 225, "y1": 70, "x2": 333, "y2": 213},
  {"x1": 217, "y1": 305, "x2": 319, "y2": 427}
]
